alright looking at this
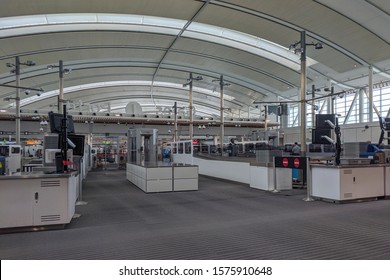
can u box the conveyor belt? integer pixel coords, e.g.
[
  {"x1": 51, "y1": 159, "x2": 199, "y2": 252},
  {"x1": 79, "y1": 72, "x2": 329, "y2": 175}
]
[{"x1": 0, "y1": 169, "x2": 390, "y2": 259}]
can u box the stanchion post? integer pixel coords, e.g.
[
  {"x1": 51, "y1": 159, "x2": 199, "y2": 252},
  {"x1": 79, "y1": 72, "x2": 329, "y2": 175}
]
[
  {"x1": 303, "y1": 156, "x2": 315, "y2": 201},
  {"x1": 271, "y1": 156, "x2": 280, "y2": 193}
]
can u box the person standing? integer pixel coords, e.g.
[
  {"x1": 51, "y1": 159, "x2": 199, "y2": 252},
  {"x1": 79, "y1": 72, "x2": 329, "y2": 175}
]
[{"x1": 291, "y1": 142, "x2": 301, "y2": 155}]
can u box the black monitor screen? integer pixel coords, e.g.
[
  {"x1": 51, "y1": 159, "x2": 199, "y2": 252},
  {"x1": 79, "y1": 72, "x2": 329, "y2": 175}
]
[
  {"x1": 284, "y1": 144, "x2": 293, "y2": 152},
  {"x1": 309, "y1": 144, "x2": 322, "y2": 153},
  {"x1": 67, "y1": 134, "x2": 85, "y2": 156},
  {"x1": 315, "y1": 114, "x2": 336, "y2": 129},
  {"x1": 323, "y1": 144, "x2": 336, "y2": 153},
  {"x1": 48, "y1": 112, "x2": 75, "y2": 134},
  {"x1": 312, "y1": 128, "x2": 332, "y2": 144}
]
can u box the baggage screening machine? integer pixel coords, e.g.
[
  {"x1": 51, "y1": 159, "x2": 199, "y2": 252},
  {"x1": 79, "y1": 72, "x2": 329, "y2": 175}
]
[
  {"x1": 127, "y1": 128, "x2": 158, "y2": 164},
  {"x1": 0, "y1": 144, "x2": 22, "y2": 175},
  {"x1": 126, "y1": 128, "x2": 198, "y2": 193}
]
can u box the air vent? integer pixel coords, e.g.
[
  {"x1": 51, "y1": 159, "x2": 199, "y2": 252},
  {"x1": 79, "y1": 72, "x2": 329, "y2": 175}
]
[
  {"x1": 343, "y1": 170, "x2": 353, "y2": 175},
  {"x1": 41, "y1": 214, "x2": 61, "y2": 222},
  {"x1": 41, "y1": 180, "x2": 61, "y2": 187},
  {"x1": 343, "y1": 193, "x2": 353, "y2": 198}
]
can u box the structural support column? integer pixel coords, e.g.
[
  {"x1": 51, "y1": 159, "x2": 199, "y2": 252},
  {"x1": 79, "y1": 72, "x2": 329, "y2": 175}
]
[
  {"x1": 189, "y1": 73, "x2": 193, "y2": 140},
  {"x1": 311, "y1": 85, "x2": 315, "y2": 129},
  {"x1": 359, "y1": 88, "x2": 364, "y2": 123},
  {"x1": 299, "y1": 31, "x2": 307, "y2": 155},
  {"x1": 15, "y1": 56, "x2": 21, "y2": 145},
  {"x1": 368, "y1": 66, "x2": 373, "y2": 122},
  {"x1": 327, "y1": 84, "x2": 334, "y2": 115},
  {"x1": 174, "y1": 102, "x2": 178, "y2": 142},
  {"x1": 220, "y1": 75, "x2": 225, "y2": 155}
]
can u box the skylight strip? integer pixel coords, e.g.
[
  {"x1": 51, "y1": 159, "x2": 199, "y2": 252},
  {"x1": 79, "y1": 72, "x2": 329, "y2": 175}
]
[
  {"x1": 0, "y1": 13, "x2": 309, "y2": 70},
  {"x1": 16, "y1": 80, "x2": 235, "y2": 107}
]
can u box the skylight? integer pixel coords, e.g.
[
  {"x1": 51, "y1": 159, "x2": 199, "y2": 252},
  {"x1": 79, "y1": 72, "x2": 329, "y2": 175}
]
[{"x1": 0, "y1": 13, "x2": 316, "y2": 70}]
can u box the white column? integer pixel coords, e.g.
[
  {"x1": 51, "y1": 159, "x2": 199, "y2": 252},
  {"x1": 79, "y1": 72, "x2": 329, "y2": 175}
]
[{"x1": 299, "y1": 31, "x2": 307, "y2": 154}]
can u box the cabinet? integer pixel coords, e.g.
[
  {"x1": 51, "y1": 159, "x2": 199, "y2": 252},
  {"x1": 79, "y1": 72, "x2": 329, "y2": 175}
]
[
  {"x1": 311, "y1": 165, "x2": 385, "y2": 201},
  {"x1": 0, "y1": 174, "x2": 77, "y2": 229},
  {"x1": 127, "y1": 163, "x2": 198, "y2": 193}
]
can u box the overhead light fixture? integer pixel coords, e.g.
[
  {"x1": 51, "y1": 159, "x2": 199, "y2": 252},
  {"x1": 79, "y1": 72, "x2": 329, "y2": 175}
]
[
  {"x1": 289, "y1": 39, "x2": 324, "y2": 54},
  {"x1": 25, "y1": 60, "x2": 35, "y2": 66},
  {"x1": 314, "y1": 42, "x2": 323, "y2": 49},
  {"x1": 194, "y1": 76, "x2": 203, "y2": 81},
  {"x1": 47, "y1": 62, "x2": 71, "y2": 75},
  {"x1": 183, "y1": 74, "x2": 203, "y2": 87}
]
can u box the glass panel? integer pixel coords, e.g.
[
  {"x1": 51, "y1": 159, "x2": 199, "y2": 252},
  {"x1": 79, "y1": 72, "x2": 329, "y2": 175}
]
[
  {"x1": 185, "y1": 142, "x2": 191, "y2": 154},
  {"x1": 178, "y1": 143, "x2": 183, "y2": 154}
]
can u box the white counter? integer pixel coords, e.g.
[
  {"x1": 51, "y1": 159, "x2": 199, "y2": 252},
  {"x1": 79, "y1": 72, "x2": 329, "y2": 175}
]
[
  {"x1": 250, "y1": 165, "x2": 292, "y2": 191},
  {"x1": 311, "y1": 164, "x2": 385, "y2": 202},
  {"x1": 384, "y1": 166, "x2": 390, "y2": 197},
  {"x1": 126, "y1": 162, "x2": 198, "y2": 193},
  {"x1": 0, "y1": 171, "x2": 78, "y2": 229}
]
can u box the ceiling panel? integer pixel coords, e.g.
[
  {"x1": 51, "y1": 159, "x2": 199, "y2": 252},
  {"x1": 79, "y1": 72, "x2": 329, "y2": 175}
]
[
  {"x1": 0, "y1": 0, "x2": 201, "y2": 20},
  {"x1": 367, "y1": 0, "x2": 390, "y2": 14},
  {"x1": 0, "y1": 0, "x2": 389, "y2": 116}
]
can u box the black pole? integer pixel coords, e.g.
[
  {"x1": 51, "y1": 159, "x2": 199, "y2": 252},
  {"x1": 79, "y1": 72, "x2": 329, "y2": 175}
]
[
  {"x1": 62, "y1": 104, "x2": 68, "y2": 172},
  {"x1": 335, "y1": 117, "x2": 341, "y2": 166}
]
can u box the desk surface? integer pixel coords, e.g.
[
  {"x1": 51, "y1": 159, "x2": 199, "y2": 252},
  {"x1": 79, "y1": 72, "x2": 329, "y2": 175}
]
[
  {"x1": 128, "y1": 161, "x2": 196, "y2": 168},
  {"x1": 0, "y1": 171, "x2": 78, "y2": 180},
  {"x1": 310, "y1": 163, "x2": 389, "y2": 169}
]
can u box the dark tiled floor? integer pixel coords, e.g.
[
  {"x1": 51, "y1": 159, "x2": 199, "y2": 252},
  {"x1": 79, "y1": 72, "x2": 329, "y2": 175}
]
[{"x1": 1, "y1": 170, "x2": 390, "y2": 259}]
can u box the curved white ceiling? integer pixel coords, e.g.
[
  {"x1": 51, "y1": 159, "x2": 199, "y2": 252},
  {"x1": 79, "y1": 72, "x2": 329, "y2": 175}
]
[{"x1": 0, "y1": 0, "x2": 389, "y2": 118}]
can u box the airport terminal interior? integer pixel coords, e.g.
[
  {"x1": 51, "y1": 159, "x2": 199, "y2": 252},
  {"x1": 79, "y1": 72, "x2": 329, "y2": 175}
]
[{"x1": 1, "y1": 0, "x2": 390, "y2": 260}]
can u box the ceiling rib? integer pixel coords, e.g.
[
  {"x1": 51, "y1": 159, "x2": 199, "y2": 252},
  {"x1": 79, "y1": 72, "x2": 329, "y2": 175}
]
[
  {"x1": 150, "y1": 0, "x2": 211, "y2": 104},
  {"x1": 206, "y1": 0, "x2": 375, "y2": 68}
]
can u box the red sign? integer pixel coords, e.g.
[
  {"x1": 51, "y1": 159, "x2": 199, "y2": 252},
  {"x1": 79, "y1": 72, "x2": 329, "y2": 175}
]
[
  {"x1": 294, "y1": 158, "x2": 300, "y2": 168},
  {"x1": 282, "y1": 158, "x2": 289, "y2": 167}
]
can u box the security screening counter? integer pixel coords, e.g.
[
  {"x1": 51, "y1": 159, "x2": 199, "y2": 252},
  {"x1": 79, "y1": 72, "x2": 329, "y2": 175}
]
[
  {"x1": 309, "y1": 114, "x2": 390, "y2": 202},
  {"x1": 310, "y1": 162, "x2": 386, "y2": 202},
  {"x1": 0, "y1": 171, "x2": 79, "y2": 231},
  {"x1": 126, "y1": 128, "x2": 198, "y2": 193},
  {"x1": 0, "y1": 107, "x2": 85, "y2": 232},
  {"x1": 126, "y1": 161, "x2": 198, "y2": 193}
]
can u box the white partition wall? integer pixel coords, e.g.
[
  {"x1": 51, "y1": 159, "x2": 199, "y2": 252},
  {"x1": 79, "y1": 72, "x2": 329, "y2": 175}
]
[
  {"x1": 193, "y1": 157, "x2": 251, "y2": 184},
  {"x1": 250, "y1": 165, "x2": 292, "y2": 191}
]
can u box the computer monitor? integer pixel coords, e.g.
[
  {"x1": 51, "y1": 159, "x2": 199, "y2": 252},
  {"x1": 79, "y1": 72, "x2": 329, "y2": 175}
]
[
  {"x1": 48, "y1": 112, "x2": 75, "y2": 134},
  {"x1": 284, "y1": 144, "x2": 293, "y2": 153},
  {"x1": 309, "y1": 144, "x2": 322, "y2": 153},
  {"x1": 312, "y1": 128, "x2": 332, "y2": 144},
  {"x1": 315, "y1": 114, "x2": 336, "y2": 129},
  {"x1": 67, "y1": 135, "x2": 85, "y2": 156}
]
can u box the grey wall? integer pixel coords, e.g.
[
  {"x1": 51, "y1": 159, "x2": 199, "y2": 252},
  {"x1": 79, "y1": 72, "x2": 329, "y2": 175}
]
[
  {"x1": 281, "y1": 121, "x2": 381, "y2": 144},
  {"x1": 1, "y1": 120, "x2": 382, "y2": 144},
  {"x1": 0, "y1": 120, "x2": 256, "y2": 139}
]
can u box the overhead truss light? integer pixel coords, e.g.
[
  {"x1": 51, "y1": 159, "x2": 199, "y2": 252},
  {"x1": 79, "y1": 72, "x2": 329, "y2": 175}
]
[{"x1": 183, "y1": 75, "x2": 203, "y2": 87}]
